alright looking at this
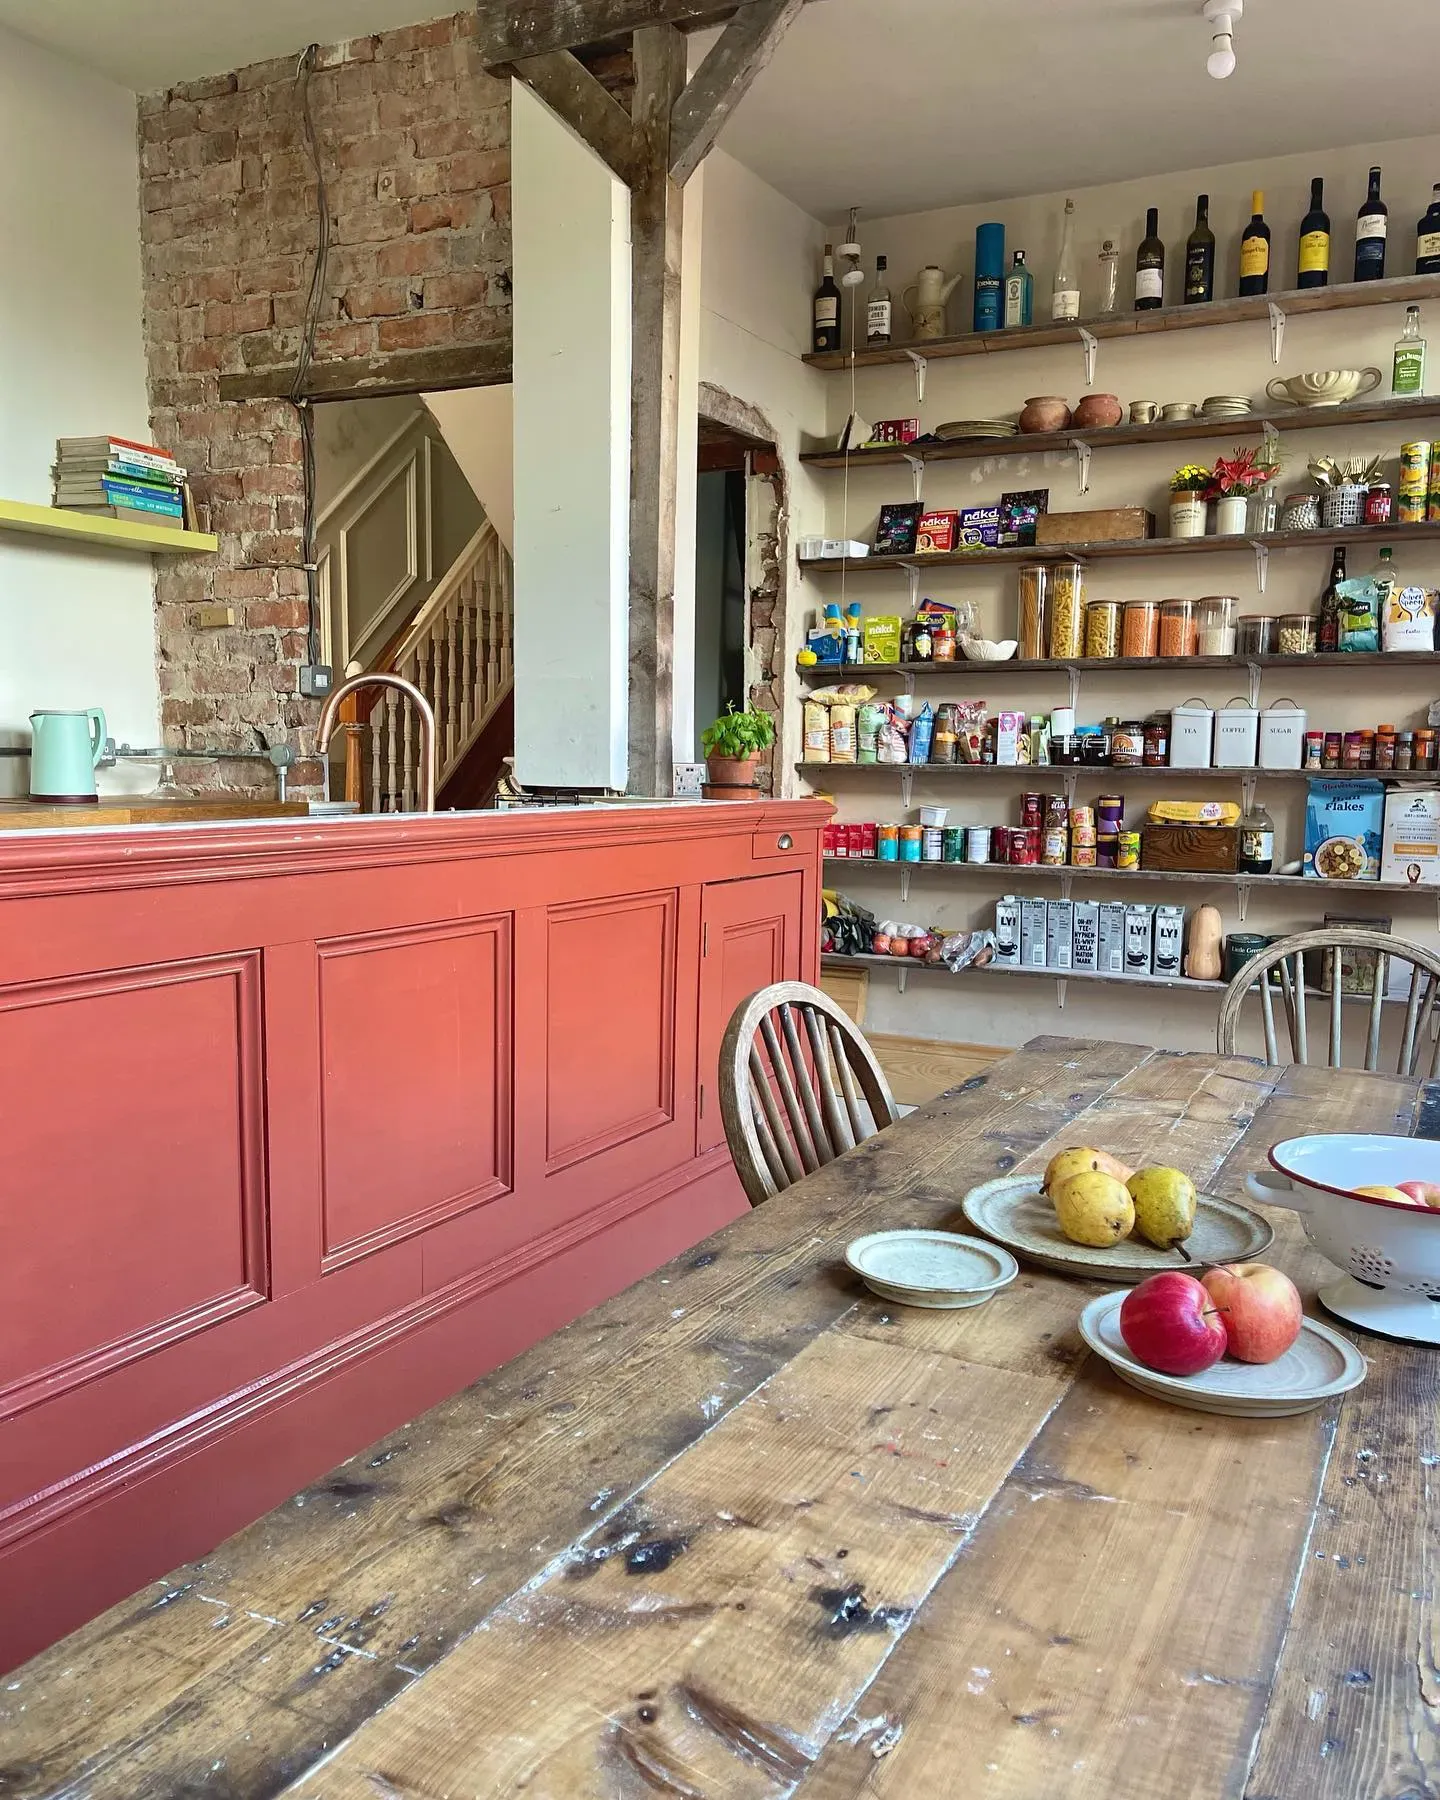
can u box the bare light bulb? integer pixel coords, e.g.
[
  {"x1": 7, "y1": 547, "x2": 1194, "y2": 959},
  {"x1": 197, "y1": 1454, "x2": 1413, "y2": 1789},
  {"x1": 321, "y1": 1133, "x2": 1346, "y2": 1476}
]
[{"x1": 1207, "y1": 30, "x2": 1236, "y2": 76}]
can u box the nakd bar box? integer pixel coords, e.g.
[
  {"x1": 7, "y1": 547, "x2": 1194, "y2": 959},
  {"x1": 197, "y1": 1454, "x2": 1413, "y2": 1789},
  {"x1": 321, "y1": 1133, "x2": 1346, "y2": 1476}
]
[
  {"x1": 1021, "y1": 897, "x2": 1048, "y2": 968},
  {"x1": 916, "y1": 509, "x2": 960, "y2": 553},
  {"x1": 1097, "y1": 901, "x2": 1127, "y2": 974}
]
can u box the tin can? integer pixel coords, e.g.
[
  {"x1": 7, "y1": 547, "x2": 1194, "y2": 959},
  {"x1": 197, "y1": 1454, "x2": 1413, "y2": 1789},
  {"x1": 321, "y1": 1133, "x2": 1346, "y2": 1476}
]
[
  {"x1": 1096, "y1": 794, "x2": 1125, "y2": 825},
  {"x1": 1020, "y1": 792, "x2": 1045, "y2": 827},
  {"x1": 877, "y1": 822, "x2": 899, "y2": 862},
  {"x1": 1071, "y1": 843, "x2": 1098, "y2": 868},
  {"x1": 1097, "y1": 832, "x2": 1118, "y2": 869},
  {"x1": 900, "y1": 824, "x2": 923, "y2": 862},
  {"x1": 1026, "y1": 825, "x2": 1043, "y2": 864},
  {"x1": 1399, "y1": 441, "x2": 1432, "y2": 524},
  {"x1": 942, "y1": 827, "x2": 965, "y2": 862},
  {"x1": 1069, "y1": 804, "x2": 1095, "y2": 832},
  {"x1": 1116, "y1": 830, "x2": 1142, "y2": 871},
  {"x1": 922, "y1": 826, "x2": 944, "y2": 861},
  {"x1": 966, "y1": 825, "x2": 991, "y2": 863},
  {"x1": 1009, "y1": 826, "x2": 1035, "y2": 864},
  {"x1": 1041, "y1": 826, "x2": 1069, "y2": 866},
  {"x1": 992, "y1": 827, "x2": 1010, "y2": 864}
]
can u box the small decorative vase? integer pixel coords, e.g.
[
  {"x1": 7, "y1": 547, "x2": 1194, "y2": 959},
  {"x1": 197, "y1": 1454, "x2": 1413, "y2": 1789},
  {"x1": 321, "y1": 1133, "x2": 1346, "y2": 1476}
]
[
  {"x1": 1169, "y1": 495, "x2": 1208, "y2": 539},
  {"x1": 1215, "y1": 494, "x2": 1249, "y2": 535},
  {"x1": 1018, "y1": 396, "x2": 1072, "y2": 434}
]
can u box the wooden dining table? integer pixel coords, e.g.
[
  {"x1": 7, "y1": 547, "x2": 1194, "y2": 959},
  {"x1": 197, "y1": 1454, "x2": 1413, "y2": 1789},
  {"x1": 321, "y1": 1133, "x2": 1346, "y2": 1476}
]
[{"x1": 5, "y1": 1036, "x2": 1438, "y2": 1800}]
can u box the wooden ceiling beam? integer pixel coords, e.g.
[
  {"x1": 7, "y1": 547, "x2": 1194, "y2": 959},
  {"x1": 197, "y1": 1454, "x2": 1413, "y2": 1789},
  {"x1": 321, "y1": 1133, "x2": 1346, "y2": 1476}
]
[
  {"x1": 668, "y1": 0, "x2": 802, "y2": 185},
  {"x1": 475, "y1": 0, "x2": 818, "y2": 66},
  {"x1": 511, "y1": 48, "x2": 641, "y2": 182}
]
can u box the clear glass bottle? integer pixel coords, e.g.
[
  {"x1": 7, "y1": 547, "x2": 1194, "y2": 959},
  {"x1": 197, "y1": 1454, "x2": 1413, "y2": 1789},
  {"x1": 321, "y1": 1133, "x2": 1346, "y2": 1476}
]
[
  {"x1": 1393, "y1": 305, "x2": 1426, "y2": 396},
  {"x1": 1097, "y1": 238, "x2": 1120, "y2": 314},
  {"x1": 1249, "y1": 484, "x2": 1279, "y2": 533},
  {"x1": 865, "y1": 255, "x2": 892, "y2": 347},
  {"x1": 1239, "y1": 800, "x2": 1275, "y2": 875},
  {"x1": 1003, "y1": 250, "x2": 1034, "y2": 328},
  {"x1": 1052, "y1": 198, "x2": 1080, "y2": 321}
]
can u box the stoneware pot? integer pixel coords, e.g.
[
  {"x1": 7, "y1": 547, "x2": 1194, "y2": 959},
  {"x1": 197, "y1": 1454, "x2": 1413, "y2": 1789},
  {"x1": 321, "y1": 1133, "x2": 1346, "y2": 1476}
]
[
  {"x1": 1247, "y1": 1133, "x2": 1440, "y2": 1343},
  {"x1": 1214, "y1": 494, "x2": 1249, "y2": 535},
  {"x1": 705, "y1": 751, "x2": 761, "y2": 794},
  {"x1": 1266, "y1": 367, "x2": 1383, "y2": 408},
  {"x1": 1169, "y1": 495, "x2": 1208, "y2": 538},
  {"x1": 1018, "y1": 396, "x2": 1072, "y2": 434},
  {"x1": 1071, "y1": 393, "x2": 1123, "y2": 430}
]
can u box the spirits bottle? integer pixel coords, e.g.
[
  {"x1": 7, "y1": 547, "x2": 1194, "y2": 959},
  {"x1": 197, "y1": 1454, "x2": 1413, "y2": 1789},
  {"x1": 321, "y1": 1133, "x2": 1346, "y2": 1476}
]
[
  {"x1": 866, "y1": 255, "x2": 892, "y2": 347},
  {"x1": 812, "y1": 245, "x2": 840, "y2": 354},
  {"x1": 1052, "y1": 198, "x2": 1080, "y2": 321},
  {"x1": 1297, "y1": 177, "x2": 1330, "y2": 289},
  {"x1": 1393, "y1": 305, "x2": 1427, "y2": 396},
  {"x1": 1003, "y1": 250, "x2": 1034, "y2": 328},
  {"x1": 1417, "y1": 183, "x2": 1440, "y2": 273},
  {"x1": 1317, "y1": 546, "x2": 1346, "y2": 653},
  {"x1": 1238, "y1": 801, "x2": 1275, "y2": 875},
  {"x1": 1135, "y1": 207, "x2": 1164, "y2": 309},
  {"x1": 1184, "y1": 193, "x2": 1215, "y2": 303},
  {"x1": 1354, "y1": 166, "x2": 1387, "y2": 280},
  {"x1": 1097, "y1": 238, "x2": 1119, "y2": 314},
  {"x1": 1238, "y1": 190, "x2": 1270, "y2": 295}
]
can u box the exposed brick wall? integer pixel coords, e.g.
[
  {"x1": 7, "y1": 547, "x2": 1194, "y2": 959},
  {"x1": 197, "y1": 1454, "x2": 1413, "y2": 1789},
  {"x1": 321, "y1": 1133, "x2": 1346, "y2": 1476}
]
[{"x1": 138, "y1": 13, "x2": 511, "y2": 791}]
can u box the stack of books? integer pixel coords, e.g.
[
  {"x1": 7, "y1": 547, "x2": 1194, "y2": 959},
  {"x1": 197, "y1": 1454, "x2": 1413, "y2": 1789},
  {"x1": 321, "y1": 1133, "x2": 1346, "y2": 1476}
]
[{"x1": 52, "y1": 436, "x2": 193, "y2": 529}]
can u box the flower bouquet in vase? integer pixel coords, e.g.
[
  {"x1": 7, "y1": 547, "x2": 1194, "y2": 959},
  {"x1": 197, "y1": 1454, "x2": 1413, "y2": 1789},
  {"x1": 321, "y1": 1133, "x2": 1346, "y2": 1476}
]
[
  {"x1": 1206, "y1": 445, "x2": 1281, "y2": 535},
  {"x1": 1169, "y1": 463, "x2": 1212, "y2": 539}
]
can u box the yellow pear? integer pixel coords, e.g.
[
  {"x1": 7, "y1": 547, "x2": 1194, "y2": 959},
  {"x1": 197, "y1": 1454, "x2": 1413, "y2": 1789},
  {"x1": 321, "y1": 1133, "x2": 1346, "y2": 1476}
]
[
  {"x1": 1126, "y1": 1167, "x2": 1198, "y2": 1252},
  {"x1": 1043, "y1": 1146, "x2": 1135, "y2": 1193},
  {"x1": 1052, "y1": 1172, "x2": 1135, "y2": 1247}
]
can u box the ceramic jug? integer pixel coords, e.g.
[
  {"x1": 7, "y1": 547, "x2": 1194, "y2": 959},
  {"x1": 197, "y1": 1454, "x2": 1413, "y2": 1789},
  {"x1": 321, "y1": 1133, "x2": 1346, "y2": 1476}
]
[
  {"x1": 30, "y1": 708, "x2": 107, "y2": 803},
  {"x1": 902, "y1": 265, "x2": 963, "y2": 340}
]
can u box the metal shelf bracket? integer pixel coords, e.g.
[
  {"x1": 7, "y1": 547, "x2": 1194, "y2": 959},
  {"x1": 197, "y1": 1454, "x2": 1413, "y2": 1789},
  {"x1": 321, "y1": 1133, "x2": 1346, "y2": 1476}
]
[
  {"x1": 1267, "y1": 301, "x2": 1286, "y2": 364},
  {"x1": 904, "y1": 563, "x2": 920, "y2": 608},
  {"x1": 904, "y1": 349, "x2": 928, "y2": 404},
  {"x1": 1056, "y1": 976, "x2": 1069, "y2": 1009},
  {"x1": 1237, "y1": 878, "x2": 1251, "y2": 925},
  {"x1": 1077, "y1": 327, "x2": 1098, "y2": 387},
  {"x1": 1068, "y1": 666, "x2": 1082, "y2": 712},
  {"x1": 896, "y1": 964, "x2": 909, "y2": 996},
  {"x1": 904, "y1": 453, "x2": 925, "y2": 505},
  {"x1": 900, "y1": 769, "x2": 914, "y2": 810},
  {"x1": 1245, "y1": 657, "x2": 1263, "y2": 708},
  {"x1": 899, "y1": 865, "x2": 911, "y2": 906},
  {"x1": 1262, "y1": 418, "x2": 1281, "y2": 464},
  {"x1": 1248, "y1": 539, "x2": 1270, "y2": 593},
  {"x1": 1074, "y1": 440, "x2": 1092, "y2": 496}
]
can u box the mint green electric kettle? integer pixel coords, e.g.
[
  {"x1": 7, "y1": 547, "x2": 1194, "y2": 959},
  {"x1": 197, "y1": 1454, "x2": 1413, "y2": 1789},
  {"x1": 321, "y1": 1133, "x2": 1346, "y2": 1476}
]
[{"x1": 29, "y1": 708, "x2": 107, "y2": 803}]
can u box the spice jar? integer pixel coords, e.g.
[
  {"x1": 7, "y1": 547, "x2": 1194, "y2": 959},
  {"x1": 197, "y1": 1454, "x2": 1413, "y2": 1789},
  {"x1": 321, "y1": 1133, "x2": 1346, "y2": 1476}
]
[
  {"x1": 1397, "y1": 730, "x2": 1416, "y2": 771},
  {"x1": 1143, "y1": 714, "x2": 1170, "y2": 765},
  {"x1": 1018, "y1": 564, "x2": 1048, "y2": 660},
  {"x1": 1085, "y1": 600, "x2": 1122, "y2": 659},
  {"x1": 1303, "y1": 731, "x2": 1325, "y2": 770},
  {"x1": 1196, "y1": 595, "x2": 1238, "y2": 656},
  {"x1": 1111, "y1": 720, "x2": 1145, "y2": 766},
  {"x1": 1417, "y1": 728, "x2": 1438, "y2": 771},
  {"x1": 1277, "y1": 613, "x2": 1316, "y2": 656},
  {"x1": 1376, "y1": 724, "x2": 1398, "y2": 770},
  {"x1": 1322, "y1": 731, "x2": 1342, "y2": 770},
  {"x1": 1159, "y1": 598, "x2": 1198, "y2": 657},
  {"x1": 1048, "y1": 561, "x2": 1086, "y2": 658},
  {"x1": 1236, "y1": 615, "x2": 1276, "y2": 657},
  {"x1": 932, "y1": 623, "x2": 956, "y2": 660},
  {"x1": 1121, "y1": 600, "x2": 1160, "y2": 658}
]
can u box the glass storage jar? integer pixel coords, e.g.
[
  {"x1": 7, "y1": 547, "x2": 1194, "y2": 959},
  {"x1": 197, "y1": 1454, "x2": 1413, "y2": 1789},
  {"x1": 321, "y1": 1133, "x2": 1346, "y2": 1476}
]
[
  {"x1": 1159, "y1": 598, "x2": 1198, "y2": 658},
  {"x1": 1085, "y1": 600, "x2": 1122, "y2": 659},
  {"x1": 1121, "y1": 599, "x2": 1160, "y2": 658},
  {"x1": 1236, "y1": 614, "x2": 1276, "y2": 656},
  {"x1": 1196, "y1": 595, "x2": 1238, "y2": 655},
  {"x1": 1048, "y1": 560, "x2": 1086, "y2": 658},
  {"x1": 1018, "y1": 564, "x2": 1049, "y2": 660},
  {"x1": 1277, "y1": 612, "x2": 1317, "y2": 656}
]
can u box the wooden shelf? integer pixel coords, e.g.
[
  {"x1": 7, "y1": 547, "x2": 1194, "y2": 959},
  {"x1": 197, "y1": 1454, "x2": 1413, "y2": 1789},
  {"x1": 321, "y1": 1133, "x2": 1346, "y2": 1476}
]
[
  {"x1": 803, "y1": 273, "x2": 1440, "y2": 371},
  {"x1": 799, "y1": 520, "x2": 1440, "y2": 575},
  {"x1": 825, "y1": 858, "x2": 1436, "y2": 899},
  {"x1": 801, "y1": 762, "x2": 1424, "y2": 784},
  {"x1": 798, "y1": 650, "x2": 1440, "y2": 681},
  {"x1": 0, "y1": 499, "x2": 217, "y2": 555},
  {"x1": 821, "y1": 951, "x2": 1224, "y2": 994},
  {"x1": 801, "y1": 395, "x2": 1440, "y2": 470}
]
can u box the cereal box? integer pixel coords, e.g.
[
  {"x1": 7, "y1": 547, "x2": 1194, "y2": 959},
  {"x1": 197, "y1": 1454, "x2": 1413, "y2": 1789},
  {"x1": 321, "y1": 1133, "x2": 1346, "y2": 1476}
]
[
  {"x1": 1304, "y1": 778, "x2": 1384, "y2": 880},
  {"x1": 1380, "y1": 784, "x2": 1440, "y2": 885},
  {"x1": 916, "y1": 510, "x2": 959, "y2": 553}
]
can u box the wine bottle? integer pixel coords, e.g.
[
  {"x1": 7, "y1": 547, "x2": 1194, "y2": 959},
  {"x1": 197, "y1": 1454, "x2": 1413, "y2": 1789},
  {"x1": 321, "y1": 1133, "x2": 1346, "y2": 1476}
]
[
  {"x1": 1238, "y1": 190, "x2": 1271, "y2": 295},
  {"x1": 1135, "y1": 207, "x2": 1164, "y2": 310},
  {"x1": 1297, "y1": 177, "x2": 1330, "y2": 289},
  {"x1": 1184, "y1": 193, "x2": 1215, "y2": 303},
  {"x1": 812, "y1": 245, "x2": 840, "y2": 354},
  {"x1": 1417, "y1": 183, "x2": 1440, "y2": 274},
  {"x1": 1317, "y1": 546, "x2": 1346, "y2": 653},
  {"x1": 1052, "y1": 198, "x2": 1080, "y2": 321},
  {"x1": 1354, "y1": 166, "x2": 1387, "y2": 281},
  {"x1": 866, "y1": 255, "x2": 892, "y2": 347},
  {"x1": 1393, "y1": 305, "x2": 1427, "y2": 396}
]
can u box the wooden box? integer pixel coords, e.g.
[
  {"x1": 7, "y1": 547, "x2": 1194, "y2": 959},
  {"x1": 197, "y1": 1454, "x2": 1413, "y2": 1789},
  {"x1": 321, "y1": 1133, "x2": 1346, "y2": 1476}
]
[
  {"x1": 1141, "y1": 824, "x2": 1240, "y2": 874},
  {"x1": 1035, "y1": 506, "x2": 1155, "y2": 546}
]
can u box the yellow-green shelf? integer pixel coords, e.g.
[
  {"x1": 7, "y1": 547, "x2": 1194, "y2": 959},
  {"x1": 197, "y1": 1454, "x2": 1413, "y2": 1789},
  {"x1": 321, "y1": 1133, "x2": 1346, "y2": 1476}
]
[{"x1": 0, "y1": 499, "x2": 218, "y2": 555}]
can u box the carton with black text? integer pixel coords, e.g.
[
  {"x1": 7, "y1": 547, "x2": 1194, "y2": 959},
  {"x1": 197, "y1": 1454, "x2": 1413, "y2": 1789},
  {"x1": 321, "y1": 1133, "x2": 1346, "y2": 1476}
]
[
  {"x1": 1071, "y1": 900, "x2": 1100, "y2": 972},
  {"x1": 994, "y1": 895, "x2": 1021, "y2": 967},
  {"x1": 1097, "y1": 901, "x2": 1127, "y2": 974},
  {"x1": 1123, "y1": 903, "x2": 1155, "y2": 976},
  {"x1": 1045, "y1": 898, "x2": 1074, "y2": 970},
  {"x1": 1021, "y1": 896, "x2": 1048, "y2": 968}
]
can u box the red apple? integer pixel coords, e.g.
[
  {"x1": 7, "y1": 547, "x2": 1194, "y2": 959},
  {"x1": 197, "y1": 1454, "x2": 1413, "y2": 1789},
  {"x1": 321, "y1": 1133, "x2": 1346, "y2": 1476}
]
[
  {"x1": 1200, "y1": 1263, "x2": 1303, "y2": 1365},
  {"x1": 1119, "y1": 1272, "x2": 1227, "y2": 1377},
  {"x1": 1397, "y1": 1181, "x2": 1440, "y2": 1209}
]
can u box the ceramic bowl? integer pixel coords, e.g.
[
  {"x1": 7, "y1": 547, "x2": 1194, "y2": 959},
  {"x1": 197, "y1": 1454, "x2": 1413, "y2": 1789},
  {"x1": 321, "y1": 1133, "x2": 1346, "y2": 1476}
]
[
  {"x1": 1018, "y1": 396, "x2": 1072, "y2": 434},
  {"x1": 1072, "y1": 393, "x2": 1123, "y2": 430},
  {"x1": 845, "y1": 1229, "x2": 1018, "y2": 1309},
  {"x1": 1266, "y1": 368, "x2": 1383, "y2": 407},
  {"x1": 961, "y1": 636, "x2": 1019, "y2": 661}
]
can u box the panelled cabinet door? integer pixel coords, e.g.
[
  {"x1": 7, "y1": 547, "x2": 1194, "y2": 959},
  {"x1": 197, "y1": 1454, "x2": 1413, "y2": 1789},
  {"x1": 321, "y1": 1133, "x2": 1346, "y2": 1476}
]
[{"x1": 696, "y1": 872, "x2": 804, "y2": 1153}]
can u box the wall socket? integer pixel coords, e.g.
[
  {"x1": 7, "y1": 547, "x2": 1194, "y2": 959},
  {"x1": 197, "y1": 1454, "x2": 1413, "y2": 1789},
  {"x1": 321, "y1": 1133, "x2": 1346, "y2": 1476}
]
[
  {"x1": 673, "y1": 762, "x2": 705, "y2": 798},
  {"x1": 299, "y1": 664, "x2": 333, "y2": 699}
]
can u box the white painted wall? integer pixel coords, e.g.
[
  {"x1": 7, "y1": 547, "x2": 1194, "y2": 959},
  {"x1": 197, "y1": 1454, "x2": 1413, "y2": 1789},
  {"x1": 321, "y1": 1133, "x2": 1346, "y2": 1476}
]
[
  {"x1": 0, "y1": 26, "x2": 158, "y2": 796},
  {"x1": 511, "y1": 79, "x2": 631, "y2": 789},
  {"x1": 424, "y1": 385, "x2": 515, "y2": 554},
  {"x1": 800, "y1": 133, "x2": 1440, "y2": 1055}
]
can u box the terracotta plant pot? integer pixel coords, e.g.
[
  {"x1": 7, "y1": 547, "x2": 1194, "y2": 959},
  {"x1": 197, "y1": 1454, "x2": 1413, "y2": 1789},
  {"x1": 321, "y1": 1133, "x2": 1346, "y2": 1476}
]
[
  {"x1": 1071, "y1": 393, "x2": 1123, "y2": 430},
  {"x1": 1018, "y1": 396, "x2": 1072, "y2": 434},
  {"x1": 705, "y1": 751, "x2": 762, "y2": 794}
]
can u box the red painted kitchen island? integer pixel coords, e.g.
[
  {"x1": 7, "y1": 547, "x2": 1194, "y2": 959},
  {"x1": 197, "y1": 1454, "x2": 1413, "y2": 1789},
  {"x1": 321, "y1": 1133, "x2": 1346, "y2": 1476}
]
[{"x1": 0, "y1": 798, "x2": 823, "y2": 1671}]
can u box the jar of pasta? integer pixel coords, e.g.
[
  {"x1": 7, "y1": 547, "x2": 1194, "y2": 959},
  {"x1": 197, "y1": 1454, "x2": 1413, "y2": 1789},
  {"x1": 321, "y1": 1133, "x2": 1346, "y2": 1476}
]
[
  {"x1": 1048, "y1": 560, "x2": 1086, "y2": 658},
  {"x1": 1121, "y1": 600, "x2": 1160, "y2": 658},
  {"x1": 1018, "y1": 564, "x2": 1048, "y2": 660},
  {"x1": 1085, "y1": 599, "x2": 1123, "y2": 659},
  {"x1": 1159, "y1": 598, "x2": 1198, "y2": 657}
]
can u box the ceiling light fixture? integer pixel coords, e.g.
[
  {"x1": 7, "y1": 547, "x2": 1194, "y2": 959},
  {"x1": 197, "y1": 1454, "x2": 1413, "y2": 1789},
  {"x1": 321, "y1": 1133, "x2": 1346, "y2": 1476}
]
[{"x1": 1202, "y1": 0, "x2": 1242, "y2": 78}]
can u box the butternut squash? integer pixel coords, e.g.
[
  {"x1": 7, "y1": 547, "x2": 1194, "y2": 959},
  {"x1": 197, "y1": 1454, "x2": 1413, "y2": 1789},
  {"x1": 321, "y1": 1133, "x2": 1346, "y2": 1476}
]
[{"x1": 1186, "y1": 904, "x2": 1224, "y2": 981}]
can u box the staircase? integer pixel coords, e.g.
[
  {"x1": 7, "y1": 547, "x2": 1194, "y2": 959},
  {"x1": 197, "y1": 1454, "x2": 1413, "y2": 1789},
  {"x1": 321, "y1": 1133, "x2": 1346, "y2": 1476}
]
[{"x1": 341, "y1": 523, "x2": 513, "y2": 812}]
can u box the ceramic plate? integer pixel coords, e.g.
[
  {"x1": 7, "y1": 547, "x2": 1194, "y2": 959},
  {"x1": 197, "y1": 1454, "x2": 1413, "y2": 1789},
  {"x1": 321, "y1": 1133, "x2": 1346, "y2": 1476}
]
[
  {"x1": 845, "y1": 1230, "x2": 1018, "y2": 1309},
  {"x1": 960, "y1": 1173, "x2": 1273, "y2": 1283},
  {"x1": 1078, "y1": 1291, "x2": 1368, "y2": 1416}
]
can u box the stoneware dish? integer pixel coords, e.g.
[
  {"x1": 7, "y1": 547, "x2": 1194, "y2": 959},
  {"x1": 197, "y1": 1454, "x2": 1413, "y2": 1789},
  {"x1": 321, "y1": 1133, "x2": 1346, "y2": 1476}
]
[
  {"x1": 1018, "y1": 396, "x2": 1072, "y2": 434},
  {"x1": 845, "y1": 1229, "x2": 1019, "y2": 1309},
  {"x1": 1247, "y1": 1133, "x2": 1440, "y2": 1344},
  {"x1": 1078, "y1": 1291, "x2": 1367, "y2": 1416},
  {"x1": 961, "y1": 636, "x2": 1019, "y2": 661},
  {"x1": 1266, "y1": 368, "x2": 1383, "y2": 407},
  {"x1": 962, "y1": 1172, "x2": 1272, "y2": 1283}
]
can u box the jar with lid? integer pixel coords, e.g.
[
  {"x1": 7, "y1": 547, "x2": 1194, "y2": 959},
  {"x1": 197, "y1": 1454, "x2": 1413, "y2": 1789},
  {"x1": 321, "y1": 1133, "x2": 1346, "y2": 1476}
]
[
  {"x1": 1323, "y1": 731, "x2": 1342, "y2": 769},
  {"x1": 1417, "y1": 728, "x2": 1438, "y2": 770},
  {"x1": 1048, "y1": 561, "x2": 1086, "y2": 658},
  {"x1": 1236, "y1": 615, "x2": 1276, "y2": 657},
  {"x1": 1121, "y1": 599, "x2": 1160, "y2": 658},
  {"x1": 1277, "y1": 613, "x2": 1316, "y2": 656},
  {"x1": 1365, "y1": 482, "x2": 1393, "y2": 526},
  {"x1": 1159, "y1": 598, "x2": 1198, "y2": 657},
  {"x1": 1397, "y1": 729, "x2": 1416, "y2": 771},
  {"x1": 1248, "y1": 484, "x2": 1279, "y2": 534},
  {"x1": 1238, "y1": 801, "x2": 1275, "y2": 875},
  {"x1": 1304, "y1": 731, "x2": 1324, "y2": 770},
  {"x1": 1376, "y1": 724, "x2": 1398, "y2": 770},
  {"x1": 1143, "y1": 714, "x2": 1170, "y2": 765},
  {"x1": 1196, "y1": 595, "x2": 1237, "y2": 655},
  {"x1": 1085, "y1": 600, "x2": 1122, "y2": 659},
  {"x1": 931, "y1": 703, "x2": 959, "y2": 764},
  {"x1": 1018, "y1": 564, "x2": 1048, "y2": 660},
  {"x1": 1111, "y1": 720, "x2": 1145, "y2": 766},
  {"x1": 1079, "y1": 726, "x2": 1111, "y2": 765}
]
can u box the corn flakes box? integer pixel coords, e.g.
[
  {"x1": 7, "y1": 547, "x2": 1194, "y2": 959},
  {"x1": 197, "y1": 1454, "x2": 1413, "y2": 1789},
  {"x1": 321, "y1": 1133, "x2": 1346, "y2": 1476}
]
[{"x1": 1304, "y1": 778, "x2": 1383, "y2": 881}]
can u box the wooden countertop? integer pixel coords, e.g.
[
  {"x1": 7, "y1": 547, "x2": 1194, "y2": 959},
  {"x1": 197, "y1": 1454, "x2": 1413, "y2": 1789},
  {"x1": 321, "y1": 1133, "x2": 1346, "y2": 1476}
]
[
  {"x1": 5, "y1": 1036, "x2": 1432, "y2": 1797},
  {"x1": 0, "y1": 796, "x2": 309, "y2": 829}
]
